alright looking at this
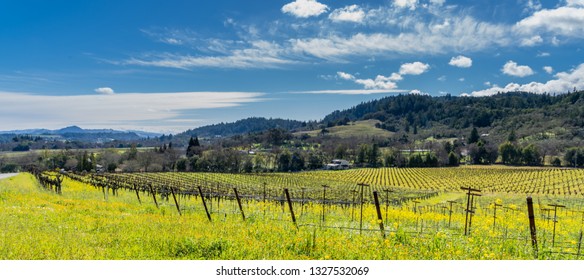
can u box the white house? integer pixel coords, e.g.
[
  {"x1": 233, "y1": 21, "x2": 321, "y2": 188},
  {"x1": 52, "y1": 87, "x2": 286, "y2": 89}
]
[{"x1": 325, "y1": 159, "x2": 351, "y2": 170}]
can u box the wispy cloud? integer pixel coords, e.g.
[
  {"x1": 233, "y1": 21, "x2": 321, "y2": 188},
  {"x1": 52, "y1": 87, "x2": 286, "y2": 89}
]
[
  {"x1": 125, "y1": 3, "x2": 561, "y2": 71},
  {"x1": 290, "y1": 16, "x2": 511, "y2": 61},
  {"x1": 329, "y1": 5, "x2": 366, "y2": 23},
  {"x1": 520, "y1": 35, "x2": 543, "y2": 46},
  {"x1": 124, "y1": 40, "x2": 297, "y2": 69},
  {"x1": 393, "y1": 0, "x2": 418, "y2": 11},
  {"x1": 1, "y1": 91, "x2": 264, "y2": 132},
  {"x1": 515, "y1": 5, "x2": 584, "y2": 38}
]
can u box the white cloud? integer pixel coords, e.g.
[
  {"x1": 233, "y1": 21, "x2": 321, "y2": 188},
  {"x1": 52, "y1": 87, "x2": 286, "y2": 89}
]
[
  {"x1": 290, "y1": 16, "x2": 510, "y2": 61},
  {"x1": 522, "y1": 0, "x2": 542, "y2": 13},
  {"x1": 125, "y1": 40, "x2": 296, "y2": 69},
  {"x1": 163, "y1": 38, "x2": 182, "y2": 45},
  {"x1": 537, "y1": 52, "x2": 550, "y2": 57},
  {"x1": 337, "y1": 71, "x2": 355, "y2": 80},
  {"x1": 399, "y1": 62, "x2": 430, "y2": 75},
  {"x1": 134, "y1": 10, "x2": 516, "y2": 70},
  {"x1": 567, "y1": 0, "x2": 584, "y2": 7},
  {"x1": 429, "y1": 0, "x2": 445, "y2": 6},
  {"x1": 520, "y1": 35, "x2": 543, "y2": 46},
  {"x1": 329, "y1": 5, "x2": 366, "y2": 23},
  {"x1": 95, "y1": 87, "x2": 115, "y2": 95},
  {"x1": 355, "y1": 76, "x2": 398, "y2": 90},
  {"x1": 282, "y1": 0, "x2": 329, "y2": 18},
  {"x1": 409, "y1": 89, "x2": 429, "y2": 95},
  {"x1": 471, "y1": 63, "x2": 584, "y2": 96},
  {"x1": 394, "y1": 0, "x2": 418, "y2": 10},
  {"x1": 388, "y1": 72, "x2": 403, "y2": 81},
  {"x1": 289, "y1": 89, "x2": 406, "y2": 95},
  {"x1": 449, "y1": 55, "x2": 472, "y2": 68},
  {"x1": 337, "y1": 71, "x2": 403, "y2": 90},
  {"x1": 334, "y1": 64, "x2": 422, "y2": 91},
  {"x1": 543, "y1": 66, "x2": 553, "y2": 74},
  {"x1": 516, "y1": 6, "x2": 584, "y2": 38},
  {"x1": 0, "y1": 91, "x2": 264, "y2": 132},
  {"x1": 502, "y1": 61, "x2": 534, "y2": 77}
]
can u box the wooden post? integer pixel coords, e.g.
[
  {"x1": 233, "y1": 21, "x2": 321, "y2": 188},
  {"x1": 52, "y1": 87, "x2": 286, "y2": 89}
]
[
  {"x1": 321, "y1": 185, "x2": 329, "y2": 224},
  {"x1": 527, "y1": 197, "x2": 538, "y2": 258},
  {"x1": 263, "y1": 182, "x2": 267, "y2": 217},
  {"x1": 198, "y1": 186, "x2": 212, "y2": 222},
  {"x1": 412, "y1": 200, "x2": 420, "y2": 214},
  {"x1": 448, "y1": 200, "x2": 456, "y2": 228},
  {"x1": 470, "y1": 193, "x2": 481, "y2": 232},
  {"x1": 149, "y1": 184, "x2": 159, "y2": 209},
  {"x1": 263, "y1": 182, "x2": 266, "y2": 203},
  {"x1": 578, "y1": 230, "x2": 583, "y2": 258},
  {"x1": 55, "y1": 175, "x2": 63, "y2": 195},
  {"x1": 350, "y1": 189, "x2": 357, "y2": 222},
  {"x1": 493, "y1": 203, "x2": 502, "y2": 229},
  {"x1": 373, "y1": 191, "x2": 386, "y2": 239},
  {"x1": 461, "y1": 187, "x2": 481, "y2": 235},
  {"x1": 358, "y1": 183, "x2": 369, "y2": 234},
  {"x1": 134, "y1": 185, "x2": 142, "y2": 204},
  {"x1": 548, "y1": 203, "x2": 566, "y2": 247},
  {"x1": 300, "y1": 187, "x2": 306, "y2": 217},
  {"x1": 233, "y1": 187, "x2": 245, "y2": 221},
  {"x1": 284, "y1": 189, "x2": 297, "y2": 228},
  {"x1": 383, "y1": 189, "x2": 393, "y2": 223},
  {"x1": 170, "y1": 187, "x2": 181, "y2": 216}
]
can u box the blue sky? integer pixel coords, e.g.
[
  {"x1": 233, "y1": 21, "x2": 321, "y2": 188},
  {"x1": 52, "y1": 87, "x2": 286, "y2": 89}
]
[{"x1": 2, "y1": 0, "x2": 584, "y2": 133}]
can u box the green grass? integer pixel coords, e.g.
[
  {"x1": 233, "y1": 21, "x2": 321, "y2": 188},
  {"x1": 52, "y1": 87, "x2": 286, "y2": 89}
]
[{"x1": 294, "y1": 120, "x2": 394, "y2": 138}]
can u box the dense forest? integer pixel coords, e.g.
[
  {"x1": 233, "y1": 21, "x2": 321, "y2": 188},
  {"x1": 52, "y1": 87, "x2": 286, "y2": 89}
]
[
  {"x1": 322, "y1": 91, "x2": 584, "y2": 143},
  {"x1": 180, "y1": 117, "x2": 312, "y2": 138}
]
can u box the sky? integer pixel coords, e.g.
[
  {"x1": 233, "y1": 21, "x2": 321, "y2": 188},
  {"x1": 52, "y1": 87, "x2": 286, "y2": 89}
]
[{"x1": 1, "y1": 0, "x2": 584, "y2": 133}]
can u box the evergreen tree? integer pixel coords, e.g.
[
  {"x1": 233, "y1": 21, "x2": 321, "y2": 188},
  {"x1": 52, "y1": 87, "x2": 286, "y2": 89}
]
[
  {"x1": 186, "y1": 136, "x2": 201, "y2": 157},
  {"x1": 277, "y1": 151, "x2": 291, "y2": 172},
  {"x1": 290, "y1": 152, "x2": 305, "y2": 171},
  {"x1": 468, "y1": 127, "x2": 480, "y2": 144},
  {"x1": 448, "y1": 151, "x2": 459, "y2": 166},
  {"x1": 356, "y1": 144, "x2": 368, "y2": 167},
  {"x1": 127, "y1": 143, "x2": 138, "y2": 160},
  {"x1": 367, "y1": 143, "x2": 380, "y2": 167},
  {"x1": 307, "y1": 153, "x2": 323, "y2": 170},
  {"x1": 507, "y1": 129, "x2": 517, "y2": 142}
]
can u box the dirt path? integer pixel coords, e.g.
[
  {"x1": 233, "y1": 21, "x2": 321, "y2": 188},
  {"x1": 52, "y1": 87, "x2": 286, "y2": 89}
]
[{"x1": 0, "y1": 173, "x2": 18, "y2": 180}]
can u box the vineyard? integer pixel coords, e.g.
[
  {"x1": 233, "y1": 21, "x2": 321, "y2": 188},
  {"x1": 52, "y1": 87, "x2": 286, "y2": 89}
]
[{"x1": 3, "y1": 166, "x2": 584, "y2": 259}]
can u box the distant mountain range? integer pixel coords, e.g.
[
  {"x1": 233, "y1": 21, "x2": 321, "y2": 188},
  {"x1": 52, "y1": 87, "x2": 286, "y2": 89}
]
[{"x1": 0, "y1": 126, "x2": 161, "y2": 142}]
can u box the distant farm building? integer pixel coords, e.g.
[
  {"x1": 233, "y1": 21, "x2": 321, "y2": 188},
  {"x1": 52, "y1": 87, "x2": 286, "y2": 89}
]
[{"x1": 325, "y1": 159, "x2": 351, "y2": 170}]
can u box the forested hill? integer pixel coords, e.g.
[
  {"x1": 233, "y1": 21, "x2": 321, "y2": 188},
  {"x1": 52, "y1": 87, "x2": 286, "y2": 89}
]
[
  {"x1": 181, "y1": 117, "x2": 309, "y2": 138},
  {"x1": 321, "y1": 91, "x2": 584, "y2": 141}
]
